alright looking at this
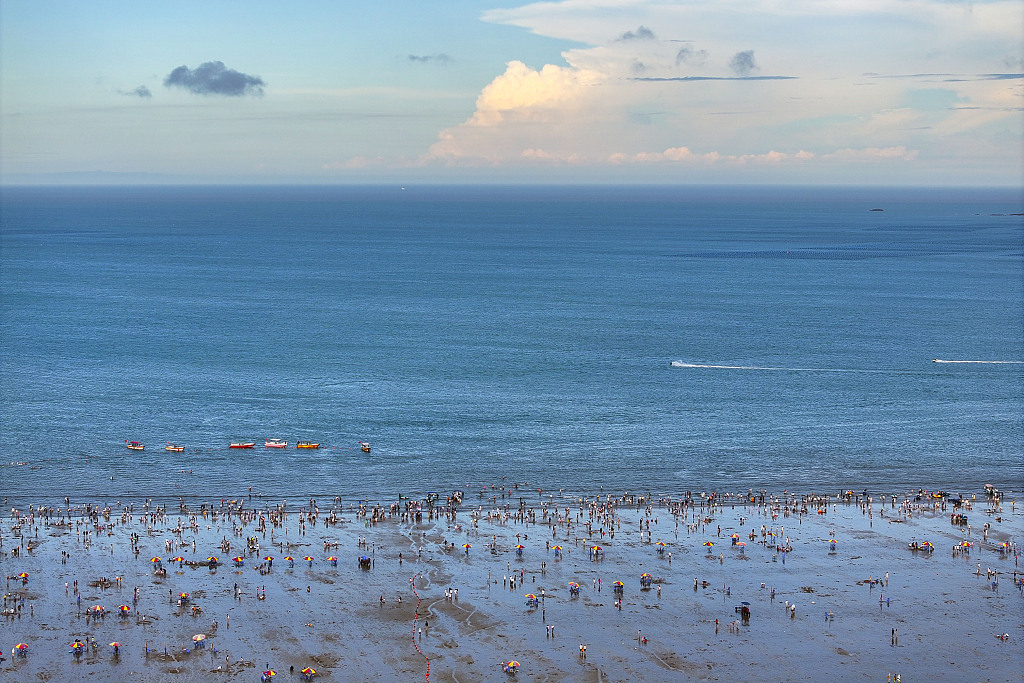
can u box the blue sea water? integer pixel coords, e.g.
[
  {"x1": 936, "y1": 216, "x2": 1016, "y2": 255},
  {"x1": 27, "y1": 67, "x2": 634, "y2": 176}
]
[{"x1": 1, "y1": 185, "x2": 1021, "y2": 506}]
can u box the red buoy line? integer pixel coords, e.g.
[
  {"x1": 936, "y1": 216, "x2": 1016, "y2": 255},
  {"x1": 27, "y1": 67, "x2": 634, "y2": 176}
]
[{"x1": 410, "y1": 571, "x2": 430, "y2": 680}]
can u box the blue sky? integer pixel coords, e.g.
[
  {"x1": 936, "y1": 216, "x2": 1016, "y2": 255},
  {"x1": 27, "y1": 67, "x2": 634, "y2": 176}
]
[{"x1": 1, "y1": 0, "x2": 1021, "y2": 185}]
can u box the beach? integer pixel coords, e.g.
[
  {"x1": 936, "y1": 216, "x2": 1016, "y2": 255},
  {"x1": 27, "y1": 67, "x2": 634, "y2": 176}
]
[{"x1": 1, "y1": 484, "x2": 1020, "y2": 682}]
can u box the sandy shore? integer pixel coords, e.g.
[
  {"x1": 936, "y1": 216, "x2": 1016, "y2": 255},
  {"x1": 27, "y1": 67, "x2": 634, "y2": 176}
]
[{"x1": 1, "y1": 485, "x2": 1021, "y2": 682}]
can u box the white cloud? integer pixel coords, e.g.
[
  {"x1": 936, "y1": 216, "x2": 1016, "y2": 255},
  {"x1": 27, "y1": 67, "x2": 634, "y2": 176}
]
[{"x1": 424, "y1": 0, "x2": 1023, "y2": 180}]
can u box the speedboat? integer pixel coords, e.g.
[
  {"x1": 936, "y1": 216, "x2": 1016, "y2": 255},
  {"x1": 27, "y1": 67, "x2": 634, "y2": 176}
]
[
  {"x1": 296, "y1": 441, "x2": 320, "y2": 449},
  {"x1": 229, "y1": 442, "x2": 255, "y2": 449},
  {"x1": 265, "y1": 439, "x2": 287, "y2": 448},
  {"x1": 165, "y1": 443, "x2": 185, "y2": 452},
  {"x1": 360, "y1": 441, "x2": 371, "y2": 453},
  {"x1": 126, "y1": 441, "x2": 145, "y2": 451}
]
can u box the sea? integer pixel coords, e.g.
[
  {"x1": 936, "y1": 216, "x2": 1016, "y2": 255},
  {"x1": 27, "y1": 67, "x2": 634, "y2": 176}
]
[{"x1": 1, "y1": 184, "x2": 1021, "y2": 508}]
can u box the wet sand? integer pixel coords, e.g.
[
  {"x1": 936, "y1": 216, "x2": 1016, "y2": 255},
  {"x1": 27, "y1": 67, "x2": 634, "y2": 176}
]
[{"x1": 1, "y1": 486, "x2": 1021, "y2": 682}]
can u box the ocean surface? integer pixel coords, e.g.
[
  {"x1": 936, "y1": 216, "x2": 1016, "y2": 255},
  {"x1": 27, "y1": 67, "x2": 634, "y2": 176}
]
[{"x1": 1, "y1": 184, "x2": 1021, "y2": 506}]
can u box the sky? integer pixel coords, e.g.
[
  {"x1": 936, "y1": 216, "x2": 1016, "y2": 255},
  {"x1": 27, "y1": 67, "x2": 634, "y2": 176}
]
[{"x1": 1, "y1": 0, "x2": 1022, "y2": 185}]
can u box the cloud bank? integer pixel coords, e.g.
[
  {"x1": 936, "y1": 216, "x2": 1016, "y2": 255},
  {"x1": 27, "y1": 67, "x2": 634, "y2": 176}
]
[
  {"x1": 416, "y1": 0, "x2": 1023, "y2": 178},
  {"x1": 163, "y1": 61, "x2": 265, "y2": 97}
]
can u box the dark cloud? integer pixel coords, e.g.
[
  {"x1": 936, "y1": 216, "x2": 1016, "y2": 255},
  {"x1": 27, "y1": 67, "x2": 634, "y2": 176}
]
[
  {"x1": 729, "y1": 50, "x2": 757, "y2": 77},
  {"x1": 120, "y1": 86, "x2": 152, "y2": 98},
  {"x1": 619, "y1": 25, "x2": 655, "y2": 41},
  {"x1": 163, "y1": 61, "x2": 265, "y2": 97},
  {"x1": 675, "y1": 45, "x2": 709, "y2": 66},
  {"x1": 408, "y1": 54, "x2": 453, "y2": 64},
  {"x1": 865, "y1": 72, "x2": 1022, "y2": 82}
]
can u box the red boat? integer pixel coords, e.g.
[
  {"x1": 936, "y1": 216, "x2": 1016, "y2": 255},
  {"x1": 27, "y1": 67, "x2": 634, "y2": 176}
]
[
  {"x1": 229, "y1": 442, "x2": 255, "y2": 449},
  {"x1": 126, "y1": 441, "x2": 145, "y2": 451}
]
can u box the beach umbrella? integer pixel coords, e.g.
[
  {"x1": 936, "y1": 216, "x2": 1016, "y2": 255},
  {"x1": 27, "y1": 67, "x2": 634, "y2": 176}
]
[
  {"x1": 118, "y1": 604, "x2": 130, "y2": 614},
  {"x1": 525, "y1": 593, "x2": 537, "y2": 599},
  {"x1": 90, "y1": 605, "x2": 105, "y2": 614},
  {"x1": 262, "y1": 670, "x2": 276, "y2": 682},
  {"x1": 568, "y1": 582, "x2": 580, "y2": 588},
  {"x1": 180, "y1": 592, "x2": 190, "y2": 600},
  {"x1": 507, "y1": 660, "x2": 520, "y2": 668},
  {"x1": 17, "y1": 572, "x2": 28, "y2": 579},
  {"x1": 327, "y1": 556, "x2": 338, "y2": 566},
  {"x1": 151, "y1": 557, "x2": 162, "y2": 563},
  {"x1": 109, "y1": 642, "x2": 120, "y2": 651},
  {"x1": 207, "y1": 556, "x2": 218, "y2": 565},
  {"x1": 612, "y1": 581, "x2": 624, "y2": 586},
  {"x1": 552, "y1": 545, "x2": 562, "y2": 551},
  {"x1": 304, "y1": 556, "x2": 314, "y2": 567},
  {"x1": 656, "y1": 541, "x2": 666, "y2": 546},
  {"x1": 285, "y1": 556, "x2": 295, "y2": 567},
  {"x1": 301, "y1": 667, "x2": 316, "y2": 679},
  {"x1": 70, "y1": 641, "x2": 84, "y2": 650},
  {"x1": 233, "y1": 556, "x2": 245, "y2": 566},
  {"x1": 14, "y1": 643, "x2": 27, "y2": 653},
  {"x1": 463, "y1": 543, "x2": 471, "y2": 553},
  {"x1": 192, "y1": 634, "x2": 206, "y2": 642}
]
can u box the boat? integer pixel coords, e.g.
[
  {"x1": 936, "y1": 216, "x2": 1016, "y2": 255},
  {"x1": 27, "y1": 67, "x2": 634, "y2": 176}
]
[
  {"x1": 126, "y1": 441, "x2": 145, "y2": 451},
  {"x1": 296, "y1": 441, "x2": 320, "y2": 449},
  {"x1": 165, "y1": 443, "x2": 185, "y2": 452},
  {"x1": 229, "y1": 442, "x2": 255, "y2": 449},
  {"x1": 265, "y1": 439, "x2": 287, "y2": 448},
  {"x1": 360, "y1": 441, "x2": 371, "y2": 453}
]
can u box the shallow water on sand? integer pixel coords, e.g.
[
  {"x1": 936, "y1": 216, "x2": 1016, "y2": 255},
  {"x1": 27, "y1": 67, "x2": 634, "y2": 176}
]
[{"x1": 2, "y1": 486, "x2": 1021, "y2": 682}]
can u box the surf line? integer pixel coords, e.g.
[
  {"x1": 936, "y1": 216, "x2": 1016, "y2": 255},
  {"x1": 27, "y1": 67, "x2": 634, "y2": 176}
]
[{"x1": 410, "y1": 571, "x2": 430, "y2": 681}]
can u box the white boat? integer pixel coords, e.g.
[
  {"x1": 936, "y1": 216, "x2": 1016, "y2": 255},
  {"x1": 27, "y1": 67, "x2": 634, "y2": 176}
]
[{"x1": 265, "y1": 439, "x2": 287, "y2": 448}]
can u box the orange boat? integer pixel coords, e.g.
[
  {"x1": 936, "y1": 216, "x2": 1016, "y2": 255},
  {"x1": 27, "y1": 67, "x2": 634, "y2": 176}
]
[
  {"x1": 229, "y1": 442, "x2": 255, "y2": 449},
  {"x1": 296, "y1": 441, "x2": 320, "y2": 449},
  {"x1": 165, "y1": 443, "x2": 185, "y2": 452},
  {"x1": 126, "y1": 441, "x2": 145, "y2": 451}
]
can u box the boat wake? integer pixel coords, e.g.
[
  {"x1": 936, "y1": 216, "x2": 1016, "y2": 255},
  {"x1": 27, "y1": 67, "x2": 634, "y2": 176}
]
[
  {"x1": 668, "y1": 359, "x2": 1019, "y2": 373},
  {"x1": 932, "y1": 359, "x2": 1024, "y2": 364},
  {"x1": 670, "y1": 361, "x2": 782, "y2": 371}
]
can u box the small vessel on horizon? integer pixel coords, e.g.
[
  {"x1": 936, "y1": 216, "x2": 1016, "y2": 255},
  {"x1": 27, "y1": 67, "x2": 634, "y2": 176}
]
[
  {"x1": 126, "y1": 441, "x2": 145, "y2": 451},
  {"x1": 360, "y1": 441, "x2": 371, "y2": 453},
  {"x1": 165, "y1": 443, "x2": 185, "y2": 452},
  {"x1": 229, "y1": 442, "x2": 256, "y2": 449},
  {"x1": 265, "y1": 439, "x2": 287, "y2": 448},
  {"x1": 296, "y1": 441, "x2": 320, "y2": 449}
]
